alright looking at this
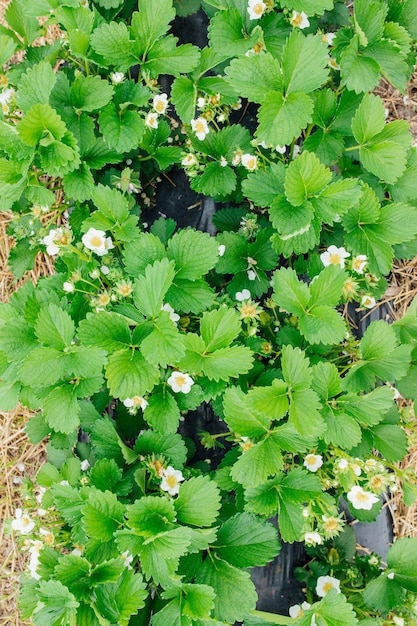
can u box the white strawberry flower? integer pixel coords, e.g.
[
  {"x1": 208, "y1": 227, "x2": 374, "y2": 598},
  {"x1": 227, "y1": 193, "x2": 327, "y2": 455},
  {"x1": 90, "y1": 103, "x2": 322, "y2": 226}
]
[
  {"x1": 304, "y1": 531, "x2": 323, "y2": 546},
  {"x1": 160, "y1": 466, "x2": 184, "y2": 496},
  {"x1": 182, "y1": 153, "x2": 198, "y2": 166},
  {"x1": 329, "y1": 57, "x2": 340, "y2": 70},
  {"x1": 241, "y1": 154, "x2": 258, "y2": 171},
  {"x1": 347, "y1": 485, "x2": 379, "y2": 510},
  {"x1": 361, "y1": 295, "x2": 376, "y2": 309},
  {"x1": 82, "y1": 228, "x2": 114, "y2": 256},
  {"x1": 338, "y1": 458, "x2": 349, "y2": 470},
  {"x1": 303, "y1": 454, "x2": 323, "y2": 473},
  {"x1": 167, "y1": 371, "x2": 194, "y2": 394},
  {"x1": 110, "y1": 72, "x2": 125, "y2": 85},
  {"x1": 80, "y1": 459, "x2": 90, "y2": 471},
  {"x1": 153, "y1": 93, "x2": 168, "y2": 115},
  {"x1": 11, "y1": 509, "x2": 35, "y2": 535},
  {"x1": 236, "y1": 289, "x2": 251, "y2": 302},
  {"x1": 289, "y1": 602, "x2": 311, "y2": 618},
  {"x1": 123, "y1": 395, "x2": 148, "y2": 410},
  {"x1": 191, "y1": 117, "x2": 210, "y2": 140},
  {"x1": 290, "y1": 10, "x2": 310, "y2": 29},
  {"x1": 145, "y1": 112, "x2": 159, "y2": 129},
  {"x1": 43, "y1": 228, "x2": 68, "y2": 256},
  {"x1": 161, "y1": 303, "x2": 180, "y2": 325},
  {"x1": 120, "y1": 550, "x2": 134, "y2": 569},
  {"x1": 28, "y1": 540, "x2": 43, "y2": 579},
  {"x1": 275, "y1": 144, "x2": 287, "y2": 154},
  {"x1": 322, "y1": 32, "x2": 336, "y2": 45},
  {"x1": 63, "y1": 281, "x2": 74, "y2": 293},
  {"x1": 220, "y1": 156, "x2": 228, "y2": 167},
  {"x1": 320, "y1": 245, "x2": 350, "y2": 268},
  {"x1": 316, "y1": 575, "x2": 341, "y2": 597},
  {"x1": 247, "y1": 269, "x2": 257, "y2": 281},
  {"x1": 352, "y1": 255, "x2": 367, "y2": 274},
  {"x1": 218, "y1": 244, "x2": 226, "y2": 256},
  {"x1": 247, "y1": 0, "x2": 266, "y2": 20}
]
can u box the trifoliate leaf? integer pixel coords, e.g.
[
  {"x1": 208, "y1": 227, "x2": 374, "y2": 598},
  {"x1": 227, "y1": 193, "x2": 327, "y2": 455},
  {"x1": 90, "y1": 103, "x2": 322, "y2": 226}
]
[
  {"x1": 223, "y1": 386, "x2": 271, "y2": 438},
  {"x1": 42, "y1": 384, "x2": 80, "y2": 434},
  {"x1": 224, "y1": 53, "x2": 282, "y2": 103},
  {"x1": 90, "y1": 21, "x2": 134, "y2": 71},
  {"x1": 145, "y1": 37, "x2": 200, "y2": 77},
  {"x1": 167, "y1": 279, "x2": 215, "y2": 314},
  {"x1": 133, "y1": 258, "x2": 176, "y2": 319},
  {"x1": 241, "y1": 162, "x2": 285, "y2": 208},
  {"x1": 214, "y1": 513, "x2": 280, "y2": 568},
  {"x1": 208, "y1": 8, "x2": 261, "y2": 58},
  {"x1": 105, "y1": 348, "x2": 160, "y2": 399},
  {"x1": 32, "y1": 580, "x2": 79, "y2": 626},
  {"x1": 18, "y1": 103, "x2": 67, "y2": 146},
  {"x1": 94, "y1": 569, "x2": 147, "y2": 626},
  {"x1": 70, "y1": 74, "x2": 114, "y2": 112},
  {"x1": 282, "y1": 31, "x2": 330, "y2": 95},
  {"x1": 299, "y1": 305, "x2": 347, "y2": 345},
  {"x1": 363, "y1": 573, "x2": 404, "y2": 613},
  {"x1": 141, "y1": 311, "x2": 185, "y2": 368},
  {"x1": 144, "y1": 389, "x2": 181, "y2": 434},
  {"x1": 200, "y1": 307, "x2": 241, "y2": 351},
  {"x1": 340, "y1": 34, "x2": 380, "y2": 94},
  {"x1": 285, "y1": 151, "x2": 332, "y2": 206},
  {"x1": 78, "y1": 312, "x2": 131, "y2": 353},
  {"x1": 82, "y1": 489, "x2": 125, "y2": 542},
  {"x1": 231, "y1": 434, "x2": 284, "y2": 487},
  {"x1": 256, "y1": 90, "x2": 314, "y2": 147},
  {"x1": 17, "y1": 61, "x2": 57, "y2": 113},
  {"x1": 35, "y1": 303, "x2": 74, "y2": 350},
  {"x1": 167, "y1": 229, "x2": 219, "y2": 280},
  {"x1": 131, "y1": 0, "x2": 175, "y2": 54},
  {"x1": 195, "y1": 555, "x2": 257, "y2": 624},
  {"x1": 272, "y1": 267, "x2": 310, "y2": 316},
  {"x1": 200, "y1": 345, "x2": 254, "y2": 381},
  {"x1": 171, "y1": 76, "x2": 197, "y2": 124},
  {"x1": 99, "y1": 103, "x2": 145, "y2": 153},
  {"x1": 298, "y1": 589, "x2": 358, "y2": 626},
  {"x1": 174, "y1": 475, "x2": 221, "y2": 527}
]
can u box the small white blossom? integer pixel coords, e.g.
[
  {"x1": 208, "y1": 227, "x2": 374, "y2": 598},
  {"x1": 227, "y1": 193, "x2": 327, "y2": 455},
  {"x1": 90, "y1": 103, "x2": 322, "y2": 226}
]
[
  {"x1": 303, "y1": 454, "x2": 323, "y2": 473},
  {"x1": 275, "y1": 144, "x2": 287, "y2": 154},
  {"x1": 220, "y1": 156, "x2": 228, "y2": 167},
  {"x1": 347, "y1": 485, "x2": 379, "y2": 510},
  {"x1": 218, "y1": 244, "x2": 226, "y2": 257},
  {"x1": 17, "y1": 463, "x2": 25, "y2": 472},
  {"x1": 100, "y1": 265, "x2": 110, "y2": 275},
  {"x1": 328, "y1": 57, "x2": 340, "y2": 70},
  {"x1": 11, "y1": 509, "x2": 35, "y2": 535},
  {"x1": 293, "y1": 144, "x2": 301, "y2": 158},
  {"x1": 387, "y1": 572, "x2": 395, "y2": 580},
  {"x1": 361, "y1": 295, "x2": 376, "y2": 309},
  {"x1": 289, "y1": 602, "x2": 311, "y2": 618},
  {"x1": 167, "y1": 371, "x2": 194, "y2": 394},
  {"x1": 352, "y1": 255, "x2": 367, "y2": 274},
  {"x1": 182, "y1": 153, "x2": 198, "y2": 167},
  {"x1": 290, "y1": 10, "x2": 310, "y2": 29},
  {"x1": 241, "y1": 154, "x2": 258, "y2": 171},
  {"x1": 247, "y1": 270, "x2": 257, "y2": 281},
  {"x1": 197, "y1": 97, "x2": 206, "y2": 108},
  {"x1": 160, "y1": 466, "x2": 184, "y2": 496},
  {"x1": 316, "y1": 575, "x2": 341, "y2": 597},
  {"x1": 43, "y1": 229, "x2": 65, "y2": 256},
  {"x1": 153, "y1": 93, "x2": 168, "y2": 115},
  {"x1": 120, "y1": 550, "x2": 134, "y2": 569},
  {"x1": 338, "y1": 458, "x2": 349, "y2": 470},
  {"x1": 145, "y1": 112, "x2": 158, "y2": 129},
  {"x1": 28, "y1": 540, "x2": 43, "y2": 579},
  {"x1": 191, "y1": 117, "x2": 210, "y2": 140},
  {"x1": 247, "y1": 0, "x2": 266, "y2": 20},
  {"x1": 63, "y1": 281, "x2": 74, "y2": 293},
  {"x1": 304, "y1": 531, "x2": 322, "y2": 546},
  {"x1": 60, "y1": 480, "x2": 69, "y2": 486},
  {"x1": 123, "y1": 395, "x2": 148, "y2": 410},
  {"x1": 320, "y1": 245, "x2": 350, "y2": 269},
  {"x1": 350, "y1": 462, "x2": 361, "y2": 477},
  {"x1": 322, "y1": 32, "x2": 336, "y2": 45},
  {"x1": 392, "y1": 617, "x2": 404, "y2": 626},
  {"x1": 82, "y1": 228, "x2": 114, "y2": 256},
  {"x1": 236, "y1": 289, "x2": 251, "y2": 302},
  {"x1": 110, "y1": 72, "x2": 125, "y2": 85},
  {"x1": 39, "y1": 528, "x2": 54, "y2": 546},
  {"x1": 80, "y1": 459, "x2": 90, "y2": 471},
  {"x1": 161, "y1": 303, "x2": 180, "y2": 325}
]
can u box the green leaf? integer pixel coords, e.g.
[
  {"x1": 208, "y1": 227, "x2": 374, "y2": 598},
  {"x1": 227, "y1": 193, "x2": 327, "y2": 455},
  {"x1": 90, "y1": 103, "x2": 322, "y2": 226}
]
[
  {"x1": 214, "y1": 513, "x2": 280, "y2": 568},
  {"x1": 282, "y1": 31, "x2": 330, "y2": 95},
  {"x1": 223, "y1": 386, "x2": 271, "y2": 438},
  {"x1": 123, "y1": 232, "x2": 166, "y2": 276},
  {"x1": 132, "y1": 0, "x2": 175, "y2": 53},
  {"x1": 231, "y1": 434, "x2": 284, "y2": 487},
  {"x1": 200, "y1": 307, "x2": 241, "y2": 351},
  {"x1": 141, "y1": 311, "x2": 185, "y2": 368},
  {"x1": 105, "y1": 348, "x2": 160, "y2": 399},
  {"x1": 70, "y1": 74, "x2": 114, "y2": 112},
  {"x1": 298, "y1": 590, "x2": 358, "y2": 626},
  {"x1": 43, "y1": 384, "x2": 80, "y2": 434},
  {"x1": 285, "y1": 151, "x2": 332, "y2": 207},
  {"x1": 18, "y1": 103, "x2": 67, "y2": 146},
  {"x1": 272, "y1": 267, "x2": 310, "y2": 316},
  {"x1": 90, "y1": 21, "x2": 134, "y2": 71},
  {"x1": 167, "y1": 279, "x2": 215, "y2": 314},
  {"x1": 32, "y1": 580, "x2": 79, "y2": 626},
  {"x1": 17, "y1": 61, "x2": 57, "y2": 113},
  {"x1": 35, "y1": 303, "x2": 75, "y2": 350},
  {"x1": 192, "y1": 162, "x2": 236, "y2": 198},
  {"x1": 281, "y1": 344, "x2": 311, "y2": 391},
  {"x1": 195, "y1": 555, "x2": 257, "y2": 624},
  {"x1": 63, "y1": 162, "x2": 95, "y2": 202},
  {"x1": 0, "y1": 319, "x2": 36, "y2": 361},
  {"x1": 224, "y1": 53, "x2": 282, "y2": 103},
  {"x1": 0, "y1": 34, "x2": 17, "y2": 65},
  {"x1": 171, "y1": 76, "x2": 196, "y2": 124},
  {"x1": 269, "y1": 196, "x2": 314, "y2": 238},
  {"x1": 19, "y1": 347, "x2": 65, "y2": 387},
  {"x1": 135, "y1": 430, "x2": 187, "y2": 468},
  {"x1": 299, "y1": 305, "x2": 346, "y2": 345},
  {"x1": 133, "y1": 258, "x2": 176, "y2": 318},
  {"x1": 174, "y1": 475, "x2": 221, "y2": 527},
  {"x1": 99, "y1": 103, "x2": 145, "y2": 153},
  {"x1": 167, "y1": 229, "x2": 219, "y2": 280},
  {"x1": 387, "y1": 536, "x2": 417, "y2": 583},
  {"x1": 309, "y1": 265, "x2": 346, "y2": 307},
  {"x1": 279, "y1": 0, "x2": 333, "y2": 14},
  {"x1": 340, "y1": 34, "x2": 380, "y2": 93},
  {"x1": 310, "y1": 178, "x2": 362, "y2": 223},
  {"x1": 94, "y1": 569, "x2": 147, "y2": 626},
  {"x1": 359, "y1": 139, "x2": 409, "y2": 185},
  {"x1": 4, "y1": 0, "x2": 40, "y2": 45},
  {"x1": 78, "y1": 312, "x2": 131, "y2": 353},
  {"x1": 201, "y1": 345, "x2": 254, "y2": 381},
  {"x1": 0, "y1": 380, "x2": 20, "y2": 411},
  {"x1": 289, "y1": 388, "x2": 324, "y2": 436},
  {"x1": 145, "y1": 37, "x2": 200, "y2": 77},
  {"x1": 144, "y1": 389, "x2": 181, "y2": 434},
  {"x1": 247, "y1": 380, "x2": 289, "y2": 422},
  {"x1": 82, "y1": 489, "x2": 125, "y2": 541},
  {"x1": 370, "y1": 423, "x2": 408, "y2": 462},
  {"x1": 363, "y1": 573, "x2": 404, "y2": 613},
  {"x1": 256, "y1": 91, "x2": 313, "y2": 147},
  {"x1": 241, "y1": 162, "x2": 285, "y2": 208},
  {"x1": 208, "y1": 8, "x2": 260, "y2": 58}
]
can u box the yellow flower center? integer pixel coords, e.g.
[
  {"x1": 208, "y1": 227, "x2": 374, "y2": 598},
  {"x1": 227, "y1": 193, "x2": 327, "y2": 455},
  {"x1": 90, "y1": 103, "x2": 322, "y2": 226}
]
[
  {"x1": 292, "y1": 13, "x2": 302, "y2": 26},
  {"x1": 370, "y1": 476, "x2": 383, "y2": 490},
  {"x1": 253, "y1": 3, "x2": 263, "y2": 15},
  {"x1": 195, "y1": 121, "x2": 205, "y2": 133},
  {"x1": 324, "y1": 519, "x2": 339, "y2": 531},
  {"x1": 22, "y1": 517, "x2": 31, "y2": 526},
  {"x1": 98, "y1": 294, "x2": 110, "y2": 306},
  {"x1": 155, "y1": 101, "x2": 165, "y2": 113},
  {"x1": 118, "y1": 284, "x2": 132, "y2": 296},
  {"x1": 329, "y1": 253, "x2": 341, "y2": 264},
  {"x1": 241, "y1": 304, "x2": 257, "y2": 318},
  {"x1": 166, "y1": 475, "x2": 178, "y2": 488},
  {"x1": 323, "y1": 582, "x2": 334, "y2": 594},
  {"x1": 175, "y1": 375, "x2": 187, "y2": 387},
  {"x1": 90, "y1": 235, "x2": 103, "y2": 247},
  {"x1": 356, "y1": 490, "x2": 369, "y2": 502}
]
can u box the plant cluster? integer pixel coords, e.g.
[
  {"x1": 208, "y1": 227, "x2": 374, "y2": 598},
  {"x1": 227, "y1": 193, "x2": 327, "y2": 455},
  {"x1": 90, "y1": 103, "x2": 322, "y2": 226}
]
[{"x1": 2, "y1": 0, "x2": 417, "y2": 624}]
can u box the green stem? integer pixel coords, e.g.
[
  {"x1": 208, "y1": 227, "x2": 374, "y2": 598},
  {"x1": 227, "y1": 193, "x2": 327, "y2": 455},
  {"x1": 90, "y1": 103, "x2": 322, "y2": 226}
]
[
  {"x1": 249, "y1": 609, "x2": 294, "y2": 624},
  {"x1": 344, "y1": 145, "x2": 362, "y2": 152}
]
